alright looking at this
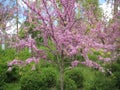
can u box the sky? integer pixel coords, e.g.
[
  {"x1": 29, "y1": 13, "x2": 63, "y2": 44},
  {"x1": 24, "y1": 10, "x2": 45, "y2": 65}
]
[
  {"x1": 99, "y1": 0, "x2": 106, "y2": 4},
  {"x1": 6, "y1": 0, "x2": 112, "y2": 34}
]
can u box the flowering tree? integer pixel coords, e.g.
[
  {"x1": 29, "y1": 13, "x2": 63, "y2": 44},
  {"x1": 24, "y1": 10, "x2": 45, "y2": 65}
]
[
  {"x1": 8, "y1": 0, "x2": 120, "y2": 90},
  {"x1": 0, "y1": 1, "x2": 16, "y2": 50}
]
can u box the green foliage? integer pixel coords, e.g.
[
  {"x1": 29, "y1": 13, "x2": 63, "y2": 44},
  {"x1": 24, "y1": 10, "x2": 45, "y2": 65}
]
[
  {"x1": 0, "y1": 62, "x2": 8, "y2": 89},
  {"x1": 64, "y1": 77, "x2": 77, "y2": 90},
  {"x1": 0, "y1": 47, "x2": 120, "y2": 90},
  {"x1": 0, "y1": 62, "x2": 7, "y2": 74},
  {"x1": 113, "y1": 72, "x2": 120, "y2": 89},
  {"x1": 85, "y1": 72, "x2": 116, "y2": 90},
  {"x1": 0, "y1": 48, "x2": 15, "y2": 62},
  {"x1": 40, "y1": 60, "x2": 56, "y2": 68},
  {"x1": 56, "y1": 77, "x2": 77, "y2": 90},
  {"x1": 15, "y1": 48, "x2": 31, "y2": 60},
  {"x1": 107, "y1": 58, "x2": 120, "y2": 73},
  {"x1": 82, "y1": 0, "x2": 102, "y2": 19},
  {"x1": 40, "y1": 67, "x2": 57, "y2": 88},
  {"x1": 0, "y1": 63, "x2": 20, "y2": 83},
  {"x1": 64, "y1": 67, "x2": 83, "y2": 89},
  {"x1": 20, "y1": 67, "x2": 57, "y2": 90},
  {"x1": 20, "y1": 71, "x2": 41, "y2": 90},
  {"x1": 3, "y1": 82, "x2": 21, "y2": 90},
  {"x1": 0, "y1": 71, "x2": 6, "y2": 90},
  {"x1": 5, "y1": 67, "x2": 20, "y2": 83},
  {"x1": 19, "y1": 21, "x2": 43, "y2": 43},
  {"x1": 18, "y1": 28, "x2": 26, "y2": 38},
  {"x1": 106, "y1": 58, "x2": 120, "y2": 90}
]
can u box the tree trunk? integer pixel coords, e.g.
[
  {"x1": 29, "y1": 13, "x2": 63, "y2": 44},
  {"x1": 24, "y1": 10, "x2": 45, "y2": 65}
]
[
  {"x1": 114, "y1": 0, "x2": 118, "y2": 15},
  {"x1": 2, "y1": 33, "x2": 5, "y2": 50},
  {"x1": 60, "y1": 59, "x2": 64, "y2": 90},
  {"x1": 16, "y1": 0, "x2": 19, "y2": 34}
]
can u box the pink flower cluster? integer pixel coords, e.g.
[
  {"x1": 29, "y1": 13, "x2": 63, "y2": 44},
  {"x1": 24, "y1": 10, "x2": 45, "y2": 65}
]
[
  {"x1": 8, "y1": 59, "x2": 25, "y2": 67},
  {"x1": 8, "y1": 56, "x2": 42, "y2": 71},
  {"x1": 15, "y1": 38, "x2": 36, "y2": 49},
  {"x1": 21, "y1": 0, "x2": 120, "y2": 72},
  {"x1": 26, "y1": 57, "x2": 40, "y2": 64},
  {"x1": 71, "y1": 60, "x2": 80, "y2": 67},
  {"x1": 99, "y1": 56, "x2": 111, "y2": 63},
  {"x1": 80, "y1": 60, "x2": 105, "y2": 72},
  {"x1": 81, "y1": 60, "x2": 100, "y2": 69}
]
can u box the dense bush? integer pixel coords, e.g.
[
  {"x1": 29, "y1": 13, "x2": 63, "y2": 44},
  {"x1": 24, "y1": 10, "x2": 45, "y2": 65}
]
[
  {"x1": 112, "y1": 58, "x2": 120, "y2": 90},
  {"x1": 86, "y1": 73, "x2": 116, "y2": 90},
  {"x1": 64, "y1": 77, "x2": 77, "y2": 90},
  {"x1": 64, "y1": 67, "x2": 83, "y2": 89},
  {"x1": 113, "y1": 71, "x2": 120, "y2": 89},
  {"x1": 56, "y1": 77, "x2": 77, "y2": 90},
  {"x1": 0, "y1": 63, "x2": 7, "y2": 89},
  {"x1": 106, "y1": 58, "x2": 120, "y2": 90},
  {"x1": 20, "y1": 71, "x2": 41, "y2": 90},
  {"x1": 40, "y1": 68, "x2": 57, "y2": 88},
  {"x1": 40, "y1": 60, "x2": 56, "y2": 68},
  {"x1": 20, "y1": 67, "x2": 57, "y2": 90},
  {"x1": 0, "y1": 72, "x2": 6, "y2": 90},
  {"x1": 0, "y1": 48, "x2": 15, "y2": 62},
  {"x1": 5, "y1": 67, "x2": 20, "y2": 83},
  {"x1": 15, "y1": 48, "x2": 31, "y2": 60}
]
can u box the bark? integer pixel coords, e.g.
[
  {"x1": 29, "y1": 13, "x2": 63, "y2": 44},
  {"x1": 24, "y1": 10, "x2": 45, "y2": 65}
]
[{"x1": 114, "y1": 0, "x2": 118, "y2": 15}]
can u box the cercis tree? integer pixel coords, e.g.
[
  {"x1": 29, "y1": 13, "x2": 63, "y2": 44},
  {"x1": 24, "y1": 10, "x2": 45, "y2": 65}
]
[
  {"x1": 0, "y1": 1, "x2": 16, "y2": 50},
  {"x1": 23, "y1": 0, "x2": 119, "y2": 65},
  {"x1": 8, "y1": 0, "x2": 120, "y2": 90}
]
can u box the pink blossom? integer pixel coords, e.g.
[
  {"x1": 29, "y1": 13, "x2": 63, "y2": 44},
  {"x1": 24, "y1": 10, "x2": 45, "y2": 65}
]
[
  {"x1": 104, "y1": 58, "x2": 111, "y2": 62},
  {"x1": 26, "y1": 57, "x2": 40, "y2": 64},
  {"x1": 26, "y1": 57, "x2": 34, "y2": 64},
  {"x1": 8, "y1": 59, "x2": 25, "y2": 66},
  {"x1": 19, "y1": 0, "x2": 120, "y2": 72},
  {"x1": 81, "y1": 60, "x2": 100, "y2": 69},
  {"x1": 71, "y1": 60, "x2": 79, "y2": 67}
]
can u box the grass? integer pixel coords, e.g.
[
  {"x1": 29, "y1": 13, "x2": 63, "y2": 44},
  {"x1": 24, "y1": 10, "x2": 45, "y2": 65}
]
[{"x1": 3, "y1": 82, "x2": 20, "y2": 90}]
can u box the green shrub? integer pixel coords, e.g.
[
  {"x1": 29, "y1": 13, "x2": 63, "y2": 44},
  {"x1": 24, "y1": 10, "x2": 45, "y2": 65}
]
[
  {"x1": 0, "y1": 72, "x2": 6, "y2": 90},
  {"x1": 20, "y1": 71, "x2": 41, "y2": 90},
  {"x1": 64, "y1": 67, "x2": 83, "y2": 89},
  {"x1": 40, "y1": 60, "x2": 56, "y2": 68},
  {"x1": 64, "y1": 77, "x2": 77, "y2": 90},
  {"x1": 56, "y1": 76, "x2": 77, "y2": 90},
  {"x1": 0, "y1": 62, "x2": 7, "y2": 74},
  {"x1": 86, "y1": 73, "x2": 116, "y2": 90},
  {"x1": 113, "y1": 72, "x2": 120, "y2": 89},
  {"x1": 0, "y1": 48, "x2": 15, "y2": 62},
  {"x1": 0, "y1": 63, "x2": 7, "y2": 90},
  {"x1": 105, "y1": 58, "x2": 120, "y2": 90},
  {"x1": 20, "y1": 67, "x2": 57, "y2": 90},
  {"x1": 40, "y1": 68, "x2": 57, "y2": 88},
  {"x1": 109, "y1": 63, "x2": 120, "y2": 73},
  {"x1": 16, "y1": 48, "x2": 31, "y2": 60},
  {"x1": 5, "y1": 67, "x2": 20, "y2": 83}
]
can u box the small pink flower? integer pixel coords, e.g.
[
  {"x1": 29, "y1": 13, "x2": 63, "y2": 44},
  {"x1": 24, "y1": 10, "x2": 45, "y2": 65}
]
[
  {"x1": 104, "y1": 58, "x2": 111, "y2": 62},
  {"x1": 26, "y1": 58, "x2": 33, "y2": 64},
  {"x1": 71, "y1": 60, "x2": 79, "y2": 67}
]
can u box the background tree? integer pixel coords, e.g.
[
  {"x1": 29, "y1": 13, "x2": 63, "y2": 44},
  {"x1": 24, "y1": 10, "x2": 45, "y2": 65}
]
[{"x1": 0, "y1": 0, "x2": 16, "y2": 50}]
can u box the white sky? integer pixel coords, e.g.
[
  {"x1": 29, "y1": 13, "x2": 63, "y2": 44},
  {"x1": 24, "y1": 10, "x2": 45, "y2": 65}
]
[
  {"x1": 6, "y1": 0, "x2": 35, "y2": 34},
  {"x1": 6, "y1": 19, "x2": 21, "y2": 34},
  {"x1": 99, "y1": 1, "x2": 113, "y2": 21},
  {"x1": 18, "y1": 0, "x2": 36, "y2": 8}
]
